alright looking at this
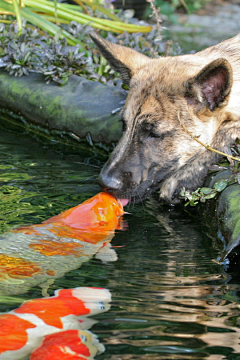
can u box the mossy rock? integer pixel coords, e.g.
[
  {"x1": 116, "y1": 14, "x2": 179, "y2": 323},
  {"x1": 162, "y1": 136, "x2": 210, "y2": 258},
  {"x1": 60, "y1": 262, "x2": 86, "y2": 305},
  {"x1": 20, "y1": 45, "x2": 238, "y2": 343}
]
[
  {"x1": 209, "y1": 171, "x2": 240, "y2": 261},
  {"x1": 0, "y1": 70, "x2": 126, "y2": 144},
  {"x1": 217, "y1": 184, "x2": 240, "y2": 260}
]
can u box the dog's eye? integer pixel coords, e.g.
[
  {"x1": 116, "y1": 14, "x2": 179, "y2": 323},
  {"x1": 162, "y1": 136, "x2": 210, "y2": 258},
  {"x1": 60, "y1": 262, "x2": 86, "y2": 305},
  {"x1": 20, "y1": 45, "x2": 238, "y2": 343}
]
[
  {"x1": 144, "y1": 122, "x2": 162, "y2": 139},
  {"x1": 119, "y1": 119, "x2": 127, "y2": 132},
  {"x1": 122, "y1": 120, "x2": 127, "y2": 132},
  {"x1": 149, "y1": 132, "x2": 162, "y2": 138},
  {"x1": 149, "y1": 132, "x2": 164, "y2": 139}
]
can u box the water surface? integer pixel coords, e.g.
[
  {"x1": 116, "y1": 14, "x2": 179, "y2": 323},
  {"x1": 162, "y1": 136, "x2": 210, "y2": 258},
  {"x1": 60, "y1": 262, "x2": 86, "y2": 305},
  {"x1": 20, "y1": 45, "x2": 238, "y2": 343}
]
[{"x1": 0, "y1": 127, "x2": 240, "y2": 359}]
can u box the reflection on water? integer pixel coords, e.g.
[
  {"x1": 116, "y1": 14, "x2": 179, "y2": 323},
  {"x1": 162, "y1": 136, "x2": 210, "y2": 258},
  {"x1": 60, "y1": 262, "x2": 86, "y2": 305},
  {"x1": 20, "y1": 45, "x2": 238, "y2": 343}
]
[
  {"x1": 94, "y1": 202, "x2": 240, "y2": 360},
  {"x1": 1, "y1": 127, "x2": 240, "y2": 359}
]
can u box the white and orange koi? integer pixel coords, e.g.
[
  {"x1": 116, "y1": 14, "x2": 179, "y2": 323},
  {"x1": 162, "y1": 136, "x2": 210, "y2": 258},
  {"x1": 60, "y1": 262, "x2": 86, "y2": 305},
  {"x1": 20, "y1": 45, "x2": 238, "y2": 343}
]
[
  {"x1": 0, "y1": 287, "x2": 111, "y2": 360},
  {"x1": 0, "y1": 192, "x2": 126, "y2": 295}
]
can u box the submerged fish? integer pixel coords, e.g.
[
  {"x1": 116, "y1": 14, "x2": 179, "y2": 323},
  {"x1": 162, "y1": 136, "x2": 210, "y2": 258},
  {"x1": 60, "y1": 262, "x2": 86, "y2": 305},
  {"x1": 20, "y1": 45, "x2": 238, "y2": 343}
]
[
  {"x1": 30, "y1": 329, "x2": 100, "y2": 360},
  {"x1": 16, "y1": 191, "x2": 125, "y2": 241},
  {"x1": 0, "y1": 192, "x2": 126, "y2": 295},
  {"x1": 0, "y1": 287, "x2": 111, "y2": 360}
]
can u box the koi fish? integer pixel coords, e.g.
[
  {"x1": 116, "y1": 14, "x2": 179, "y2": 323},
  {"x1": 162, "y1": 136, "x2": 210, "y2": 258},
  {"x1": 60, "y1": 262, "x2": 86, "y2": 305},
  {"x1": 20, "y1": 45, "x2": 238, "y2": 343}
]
[
  {"x1": 0, "y1": 287, "x2": 111, "y2": 360},
  {"x1": 0, "y1": 192, "x2": 126, "y2": 295},
  {"x1": 16, "y1": 191, "x2": 125, "y2": 241},
  {"x1": 30, "y1": 329, "x2": 102, "y2": 360}
]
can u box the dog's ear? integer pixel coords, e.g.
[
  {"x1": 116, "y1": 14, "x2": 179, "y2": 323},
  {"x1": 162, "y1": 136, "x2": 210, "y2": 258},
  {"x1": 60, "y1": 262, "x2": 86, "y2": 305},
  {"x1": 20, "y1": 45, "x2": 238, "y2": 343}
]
[
  {"x1": 90, "y1": 32, "x2": 151, "y2": 86},
  {"x1": 185, "y1": 58, "x2": 233, "y2": 111}
]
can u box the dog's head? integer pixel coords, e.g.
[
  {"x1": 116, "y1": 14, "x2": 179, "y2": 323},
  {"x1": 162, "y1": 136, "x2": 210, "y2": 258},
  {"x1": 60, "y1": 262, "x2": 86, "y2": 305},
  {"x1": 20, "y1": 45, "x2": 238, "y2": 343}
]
[{"x1": 90, "y1": 32, "x2": 233, "y2": 204}]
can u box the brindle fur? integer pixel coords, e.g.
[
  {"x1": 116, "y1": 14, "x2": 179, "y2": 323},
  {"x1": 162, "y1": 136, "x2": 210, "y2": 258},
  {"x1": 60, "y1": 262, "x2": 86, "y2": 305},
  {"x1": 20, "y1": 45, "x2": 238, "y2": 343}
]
[{"x1": 90, "y1": 32, "x2": 240, "y2": 204}]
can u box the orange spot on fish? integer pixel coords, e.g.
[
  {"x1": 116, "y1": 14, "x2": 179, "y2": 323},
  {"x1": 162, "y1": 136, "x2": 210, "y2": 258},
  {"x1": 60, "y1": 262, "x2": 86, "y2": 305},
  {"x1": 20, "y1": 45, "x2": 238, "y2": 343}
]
[
  {"x1": 15, "y1": 289, "x2": 90, "y2": 329},
  {"x1": 29, "y1": 239, "x2": 84, "y2": 257},
  {"x1": 30, "y1": 330, "x2": 89, "y2": 360},
  {"x1": 46, "y1": 270, "x2": 57, "y2": 276},
  {"x1": 0, "y1": 254, "x2": 42, "y2": 279},
  {"x1": 0, "y1": 314, "x2": 36, "y2": 353}
]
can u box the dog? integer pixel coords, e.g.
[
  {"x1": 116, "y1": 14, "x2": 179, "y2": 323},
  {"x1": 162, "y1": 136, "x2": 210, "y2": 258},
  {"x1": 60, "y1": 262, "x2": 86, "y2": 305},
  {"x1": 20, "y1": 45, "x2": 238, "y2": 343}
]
[{"x1": 90, "y1": 32, "x2": 240, "y2": 204}]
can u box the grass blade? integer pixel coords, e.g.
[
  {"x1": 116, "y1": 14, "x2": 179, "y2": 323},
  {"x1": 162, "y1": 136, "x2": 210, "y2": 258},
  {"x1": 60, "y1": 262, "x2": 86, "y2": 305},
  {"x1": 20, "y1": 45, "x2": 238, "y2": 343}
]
[
  {"x1": 80, "y1": 0, "x2": 121, "y2": 22},
  {"x1": 0, "y1": 0, "x2": 23, "y2": 32},
  {"x1": 52, "y1": 0, "x2": 58, "y2": 24},
  {"x1": 21, "y1": 7, "x2": 85, "y2": 47},
  {"x1": 12, "y1": 0, "x2": 23, "y2": 33},
  {"x1": 22, "y1": 0, "x2": 151, "y2": 33}
]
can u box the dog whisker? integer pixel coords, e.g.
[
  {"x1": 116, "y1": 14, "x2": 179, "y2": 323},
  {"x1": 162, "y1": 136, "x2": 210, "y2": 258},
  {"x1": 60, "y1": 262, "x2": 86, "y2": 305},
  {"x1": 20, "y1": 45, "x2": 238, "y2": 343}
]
[
  {"x1": 136, "y1": 189, "x2": 145, "y2": 211},
  {"x1": 75, "y1": 162, "x2": 101, "y2": 169},
  {"x1": 79, "y1": 174, "x2": 98, "y2": 183}
]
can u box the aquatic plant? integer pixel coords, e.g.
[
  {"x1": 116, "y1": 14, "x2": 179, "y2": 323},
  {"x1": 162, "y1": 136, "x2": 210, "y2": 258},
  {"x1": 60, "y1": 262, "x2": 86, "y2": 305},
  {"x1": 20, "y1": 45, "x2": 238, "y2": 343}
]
[
  {"x1": 180, "y1": 141, "x2": 240, "y2": 206},
  {"x1": 180, "y1": 181, "x2": 229, "y2": 206},
  {"x1": 0, "y1": 0, "x2": 151, "y2": 45},
  {"x1": 0, "y1": 11, "x2": 178, "y2": 85}
]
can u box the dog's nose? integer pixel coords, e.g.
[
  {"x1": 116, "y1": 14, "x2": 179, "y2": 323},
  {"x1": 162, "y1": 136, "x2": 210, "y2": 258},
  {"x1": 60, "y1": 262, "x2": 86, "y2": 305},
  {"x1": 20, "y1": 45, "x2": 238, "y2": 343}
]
[{"x1": 98, "y1": 172, "x2": 122, "y2": 193}]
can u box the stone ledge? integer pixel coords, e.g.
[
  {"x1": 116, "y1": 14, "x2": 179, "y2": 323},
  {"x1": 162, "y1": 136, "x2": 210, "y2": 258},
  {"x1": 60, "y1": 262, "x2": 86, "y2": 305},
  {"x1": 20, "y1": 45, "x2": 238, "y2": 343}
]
[
  {"x1": 209, "y1": 170, "x2": 240, "y2": 262},
  {"x1": 0, "y1": 70, "x2": 126, "y2": 144}
]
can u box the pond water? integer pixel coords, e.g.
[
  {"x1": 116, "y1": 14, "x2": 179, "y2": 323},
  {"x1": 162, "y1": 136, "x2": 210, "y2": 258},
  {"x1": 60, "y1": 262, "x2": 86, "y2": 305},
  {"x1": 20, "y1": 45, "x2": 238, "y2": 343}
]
[{"x1": 1, "y1": 126, "x2": 240, "y2": 360}]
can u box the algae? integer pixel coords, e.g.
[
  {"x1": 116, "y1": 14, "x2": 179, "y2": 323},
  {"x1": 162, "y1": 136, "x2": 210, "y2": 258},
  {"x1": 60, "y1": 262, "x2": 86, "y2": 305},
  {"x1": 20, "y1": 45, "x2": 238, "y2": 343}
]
[
  {"x1": 216, "y1": 185, "x2": 240, "y2": 260},
  {"x1": 0, "y1": 70, "x2": 126, "y2": 144}
]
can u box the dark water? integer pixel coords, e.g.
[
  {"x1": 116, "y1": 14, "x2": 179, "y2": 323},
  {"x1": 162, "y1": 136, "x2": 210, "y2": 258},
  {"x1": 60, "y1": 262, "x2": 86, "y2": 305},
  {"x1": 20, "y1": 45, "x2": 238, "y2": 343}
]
[{"x1": 1, "y1": 127, "x2": 240, "y2": 360}]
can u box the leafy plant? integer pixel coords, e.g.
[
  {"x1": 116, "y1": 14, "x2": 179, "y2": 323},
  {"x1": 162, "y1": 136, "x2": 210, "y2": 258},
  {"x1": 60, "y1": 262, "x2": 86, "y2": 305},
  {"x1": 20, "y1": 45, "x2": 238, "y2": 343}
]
[
  {"x1": 0, "y1": 0, "x2": 152, "y2": 46},
  {"x1": 0, "y1": 13, "x2": 178, "y2": 85},
  {"x1": 0, "y1": 21, "x2": 91, "y2": 83},
  {"x1": 180, "y1": 143, "x2": 240, "y2": 207},
  {"x1": 180, "y1": 180, "x2": 229, "y2": 206}
]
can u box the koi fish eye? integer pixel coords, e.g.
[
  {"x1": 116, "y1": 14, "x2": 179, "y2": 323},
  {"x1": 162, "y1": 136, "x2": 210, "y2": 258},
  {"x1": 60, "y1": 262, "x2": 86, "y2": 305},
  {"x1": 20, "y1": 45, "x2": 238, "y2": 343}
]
[
  {"x1": 98, "y1": 301, "x2": 105, "y2": 310},
  {"x1": 80, "y1": 334, "x2": 87, "y2": 342}
]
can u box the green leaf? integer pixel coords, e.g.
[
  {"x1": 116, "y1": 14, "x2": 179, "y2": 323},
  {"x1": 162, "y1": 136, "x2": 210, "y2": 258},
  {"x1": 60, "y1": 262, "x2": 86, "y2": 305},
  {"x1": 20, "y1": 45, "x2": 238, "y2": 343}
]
[
  {"x1": 0, "y1": 0, "x2": 14, "y2": 14},
  {"x1": 191, "y1": 194, "x2": 200, "y2": 201},
  {"x1": 23, "y1": 0, "x2": 152, "y2": 33},
  {"x1": 59, "y1": 76, "x2": 69, "y2": 86},
  {"x1": 213, "y1": 180, "x2": 228, "y2": 192},
  {"x1": 203, "y1": 192, "x2": 218, "y2": 200},
  {"x1": 53, "y1": 0, "x2": 58, "y2": 24},
  {"x1": 79, "y1": 0, "x2": 121, "y2": 22},
  {"x1": 200, "y1": 187, "x2": 214, "y2": 195},
  {"x1": 21, "y1": 7, "x2": 85, "y2": 47},
  {"x1": 12, "y1": 0, "x2": 22, "y2": 33},
  {"x1": 0, "y1": 0, "x2": 151, "y2": 48}
]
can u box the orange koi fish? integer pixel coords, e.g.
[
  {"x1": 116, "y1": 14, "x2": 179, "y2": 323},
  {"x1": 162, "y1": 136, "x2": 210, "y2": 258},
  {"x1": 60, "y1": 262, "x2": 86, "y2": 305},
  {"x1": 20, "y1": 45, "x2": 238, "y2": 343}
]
[
  {"x1": 0, "y1": 192, "x2": 126, "y2": 295},
  {"x1": 0, "y1": 287, "x2": 110, "y2": 360},
  {"x1": 16, "y1": 192, "x2": 125, "y2": 242},
  {"x1": 30, "y1": 329, "x2": 101, "y2": 360}
]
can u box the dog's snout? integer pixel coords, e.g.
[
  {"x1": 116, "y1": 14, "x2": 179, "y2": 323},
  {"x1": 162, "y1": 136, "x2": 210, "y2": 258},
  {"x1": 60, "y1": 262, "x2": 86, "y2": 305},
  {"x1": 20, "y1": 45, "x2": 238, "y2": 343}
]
[{"x1": 98, "y1": 172, "x2": 122, "y2": 193}]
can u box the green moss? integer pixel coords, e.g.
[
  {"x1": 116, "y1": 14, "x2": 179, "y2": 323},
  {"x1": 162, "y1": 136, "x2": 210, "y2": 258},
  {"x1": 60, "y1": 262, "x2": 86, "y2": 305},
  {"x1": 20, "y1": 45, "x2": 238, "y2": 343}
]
[
  {"x1": 217, "y1": 185, "x2": 240, "y2": 259},
  {"x1": 0, "y1": 70, "x2": 125, "y2": 144}
]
